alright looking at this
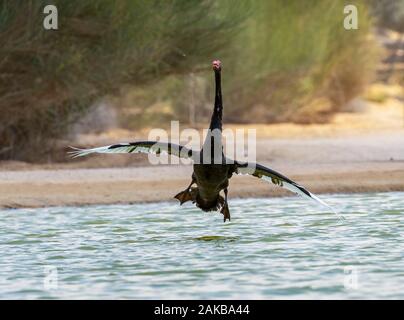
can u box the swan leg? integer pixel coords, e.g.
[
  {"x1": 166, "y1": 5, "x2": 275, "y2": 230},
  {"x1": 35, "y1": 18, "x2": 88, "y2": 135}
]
[
  {"x1": 174, "y1": 179, "x2": 196, "y2": 205},
  {"x1": 220, "y1": 188, "x2": 231, "y2": 222}
]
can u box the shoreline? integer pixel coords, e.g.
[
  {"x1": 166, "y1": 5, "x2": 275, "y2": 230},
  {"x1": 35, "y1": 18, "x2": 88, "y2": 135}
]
[
  {"x1": 1, "y1": 126, "x2": 403, "y2": 210},
  {"x1": 1, "y1": 162, "x2": 403, "y2": 209}
]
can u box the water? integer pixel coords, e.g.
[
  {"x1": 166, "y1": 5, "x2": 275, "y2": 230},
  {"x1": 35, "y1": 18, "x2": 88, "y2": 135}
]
[{"x1": 0, "y1": 192, "x2": 403, "y2": 299}]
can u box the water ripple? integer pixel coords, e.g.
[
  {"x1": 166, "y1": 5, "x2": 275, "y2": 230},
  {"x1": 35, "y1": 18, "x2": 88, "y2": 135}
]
[{"x1": 0, "y1": 192, "x2": 403, "y2": 299}]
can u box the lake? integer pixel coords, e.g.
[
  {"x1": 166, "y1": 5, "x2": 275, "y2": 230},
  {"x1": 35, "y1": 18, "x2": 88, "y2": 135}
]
[{"x1": 0, "y1": 192, "x2": 403, "y2": 299}]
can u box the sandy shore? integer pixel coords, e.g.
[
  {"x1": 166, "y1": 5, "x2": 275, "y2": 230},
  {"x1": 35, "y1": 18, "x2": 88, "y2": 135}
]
[
  {"x1": 0, "y1": 163, "x2": 403, "y2": 209},
  {"x1": 1, "y1": 130, "x2": 403, "y2": 209}
]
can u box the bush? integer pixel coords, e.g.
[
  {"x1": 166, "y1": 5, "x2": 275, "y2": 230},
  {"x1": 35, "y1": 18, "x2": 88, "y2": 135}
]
[
  {"x1": 0, "y1": 0, "x2": 379, "y2": 161},
  {"x1": 0, "y1": 0, "x2": 246, "y2": 161},
  {"x1": 120, "y1": 0, "x2": 379, "y2": 127},
  {"x1": 223, "y1": 0, "x2": 379, "y2": 122}
]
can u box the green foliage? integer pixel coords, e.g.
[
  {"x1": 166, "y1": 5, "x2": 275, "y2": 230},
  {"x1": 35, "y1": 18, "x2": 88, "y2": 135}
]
[
  {"x1": 1, "y1": 0, "x2": 379, "y2": 161},
  {"x1": 0, "y1": 0, "x2": 246, "y2": 160},
  {"x1": 222, "y1": 0, "x2": 378, "y2": 122},
  {"x1": 122, "y1": 0, "x2": 379, "y2": 127}
]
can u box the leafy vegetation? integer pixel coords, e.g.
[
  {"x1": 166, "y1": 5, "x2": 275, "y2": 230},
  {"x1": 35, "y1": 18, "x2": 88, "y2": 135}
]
[
  {"x1": 0, "y1": 0, "x2": 245, "y2": 160},
  {"x1": 120, "y1": 0, "x2": 379, "y2": 128},
  {"x1": 0, "y1": 0, "x2": 379, "y2": 161}
]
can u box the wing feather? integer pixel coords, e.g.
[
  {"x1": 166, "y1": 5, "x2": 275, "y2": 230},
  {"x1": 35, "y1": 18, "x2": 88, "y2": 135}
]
[
  {"x1": 68, "y1": 141, "x2": 196, "y2": 160},
  {"x1": 236, "y1": 162, "x2": 344, "y2": 221}
]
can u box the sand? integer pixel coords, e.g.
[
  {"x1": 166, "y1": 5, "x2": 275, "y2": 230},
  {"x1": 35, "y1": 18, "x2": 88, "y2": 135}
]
[{"x1": 1, "y1": 130, "x2": 403, "y2": 209}]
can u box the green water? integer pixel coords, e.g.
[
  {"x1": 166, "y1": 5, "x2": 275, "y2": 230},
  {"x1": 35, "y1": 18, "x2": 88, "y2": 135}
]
[{"x1": 0, "y1": 192, "x2": 403, "y2": 299}]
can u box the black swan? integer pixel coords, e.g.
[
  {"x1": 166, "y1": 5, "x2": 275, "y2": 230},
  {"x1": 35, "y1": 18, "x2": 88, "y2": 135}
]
[{"x1": 70, "y1": 60, "x2": 338, "y2": 222}]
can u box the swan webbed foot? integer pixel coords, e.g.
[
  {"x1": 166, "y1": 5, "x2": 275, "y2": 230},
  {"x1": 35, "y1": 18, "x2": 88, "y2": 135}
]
[
  {"x1": 174, "y1": 179, "x2": 197, "y2": 205},
  {"x1": 174, "y1": 189, "x2": 194, "y2": 205}
]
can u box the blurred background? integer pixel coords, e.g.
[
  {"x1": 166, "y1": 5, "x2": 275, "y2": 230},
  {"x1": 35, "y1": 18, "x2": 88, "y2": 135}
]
[{"x1": 0, "y1": 0, "x2": 403, "y2": 164}]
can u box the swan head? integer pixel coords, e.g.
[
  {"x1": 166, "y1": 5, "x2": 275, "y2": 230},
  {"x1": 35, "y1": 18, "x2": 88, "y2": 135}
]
[{"x1": 212, "y1": 60, "x2": 221, "y2": 71}]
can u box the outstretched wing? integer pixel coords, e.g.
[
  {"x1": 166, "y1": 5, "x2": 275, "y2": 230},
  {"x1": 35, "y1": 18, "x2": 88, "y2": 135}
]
[
  {"x1": 69, "y1": 141, "x2": 196, "y2": 160},
  {"x1": 236, "y1": 162, "x2": 343, "y2": 220}
]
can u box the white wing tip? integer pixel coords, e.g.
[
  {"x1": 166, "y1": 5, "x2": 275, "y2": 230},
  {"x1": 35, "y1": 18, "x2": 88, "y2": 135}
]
[
  {"x1": 308, "y1": 191, "x2": 346, "y2": 222},
  {"x1": 67, "y1": 146, "x2": 94, "y2": 158}
]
